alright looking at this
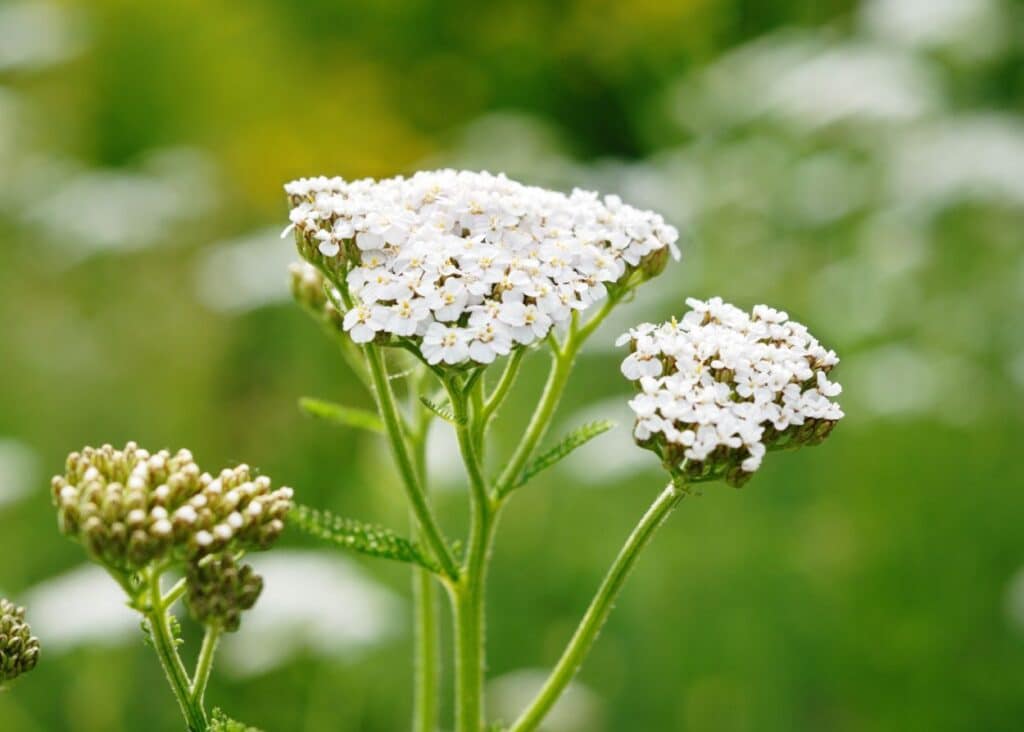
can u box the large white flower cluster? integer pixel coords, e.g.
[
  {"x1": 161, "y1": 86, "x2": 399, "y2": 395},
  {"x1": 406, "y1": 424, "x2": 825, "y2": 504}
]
[
  {"x1": 284, "y1": 170, "x2": 679, "y2": 365},
  {"x1": 618, "y1": 298, "x2": 843, "y2": 485}
]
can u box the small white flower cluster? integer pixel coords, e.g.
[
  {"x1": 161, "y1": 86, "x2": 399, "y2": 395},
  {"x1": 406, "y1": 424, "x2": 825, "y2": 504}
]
[
  {"x1": 618, "y1": 298, "x2": 843, "y2": 484},
  {"x1": 284, "y1": 170, "x2": 680, "y2": 365}
]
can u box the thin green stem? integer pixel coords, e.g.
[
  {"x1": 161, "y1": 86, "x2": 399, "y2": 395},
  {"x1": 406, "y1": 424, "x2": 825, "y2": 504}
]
[
  {"x1": 190, "y1": 624, "x2": 222, "y2": 709},
  {"x1": 162, "y1": 577, "x2": 187, "y2": 608},
  {"x1": 482, "y1": 349, "x2": 524, "y2": 428},
  {"x1": 145, "y1": 570, "x2": 207, "y2": 732},
  {"x1": 492, "y1": 352, "x2": 572, "y2": 500},
  {"x1": 410, "y1": 402, "x2": 441, "y2": 732},
  {"x1": 508, "y1": 482, "x2": 685, "y2": 732},
  {"x1": 493, "y1": 294, "x2": 621, "y2": 500},
  {"x1": 364, "y1": 343, "x2": 459, "y2": 580},
  {"x1": 448, "y1": 380, "x2": 489, "y2": 509}
]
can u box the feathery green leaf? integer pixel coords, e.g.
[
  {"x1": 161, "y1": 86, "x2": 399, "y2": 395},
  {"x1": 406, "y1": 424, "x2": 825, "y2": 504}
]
[
  {"x1": 298, "y1": 397, "x2": 384, "y2": 434},
  {"x1": 292, "y1": 504, "x2": 439, "y2": 572},
  {"x1": 509, "y1": 419, "x2": 616, "y2": 493},
  {"x1": 419, "y1": 396, "x2": 465, "y2": 425},
  {"x1": 208, "y1": 708, "x2": 262, "y2": 732}
]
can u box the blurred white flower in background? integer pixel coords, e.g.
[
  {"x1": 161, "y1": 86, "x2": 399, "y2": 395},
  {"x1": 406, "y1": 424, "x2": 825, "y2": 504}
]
[
  {"x1": 888, "y1": 115, "x2": 1024, "y2": 210},
  {"x1": 22, "y1": 564, "x2": 137, "y2": 651},
  {"x1": 0, "y1": 2, "x2": 85, "y2": 72},
  {"x1": 488, "y1": 669, "x2": 604, "y2": 732},
  {"x1": 21, "y1": 147, "x2": 218, "y2": 260},
  {"x1": 861, "y1": 0, "x2": 1010, "y2": 60},
  {"x1": 424, "y1": 112, "x2": 581, "y2": 190},
  {"x1": 765, "y1": 42, "x2": 940, "y2": 130},
  {"x1": 672, "y1": 32, "x2": 940, "y2": 134},
  {"x1": 195, "y1": 228, "x2": 296, "y2": 313},
  {"x1": 219, "y1": 551, "x2": 402, "y2": 678},
  {"x1": 0, "y1": 438, "x2": 38, "y2": 509},
  {"x1": 843, "y1": 344, "x2": 989, "y2": 426}
]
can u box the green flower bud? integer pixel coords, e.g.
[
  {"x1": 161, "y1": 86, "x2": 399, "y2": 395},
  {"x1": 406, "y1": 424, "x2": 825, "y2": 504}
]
[
  {"x1": 52, "y1": 443, "x2": 293, "y2": 573},
  {"x1": 52, "y1": 443, "x2": 204, "y2": 571},
  {"x1": 0, "y1": 599, "x2": 40, "y2": 683},
  {"x1": 638, "y1": 245, "x2": 671, "y2": 280},
  {"x1": 289, "y1": 262, "x2": 342, "y2": 329},
  {"x1": 185, "y1": 554, "x2": 263, "y2": 633},
  {"x1": 183, "y1": 464, "x2": 293, "y2": 559}
]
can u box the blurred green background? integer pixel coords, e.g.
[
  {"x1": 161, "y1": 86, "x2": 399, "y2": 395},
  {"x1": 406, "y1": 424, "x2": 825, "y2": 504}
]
[{"x1": 2, "y1": 0, "x2": 1023, "y2": 730}]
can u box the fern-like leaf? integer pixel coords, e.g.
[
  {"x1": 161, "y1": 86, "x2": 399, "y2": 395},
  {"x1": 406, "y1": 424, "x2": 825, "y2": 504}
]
[
  {"x1": 507, "y1": 419, "x2": 616, "y2": 494},
  {"x1": 299, "y1": 397, "x2": 384, "y2": 434},
  {"x1": 208, "y1": 708, "x2": 262, "y2": 732},
  {"x1": 419, "y1": 396, "x2": 465, "y2": 425},
  {"x1": 292, "y1": 504, "x2": 439, "y2": 572}
]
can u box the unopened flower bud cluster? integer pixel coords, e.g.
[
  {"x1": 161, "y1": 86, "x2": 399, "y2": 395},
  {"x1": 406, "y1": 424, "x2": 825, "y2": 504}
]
[
  {"x1": 185, "y1": 554, "x2": 263, "y2": 633},
  {"x1": 284, "y1": 170, "x2": 680, "y2": 365},
  {"x1": 0, "y1": 599, "x2": 39, "y2": 683},
  {"x1": 289, "y1": 261, "x2": 342, "y2": 328},
  {"x1": 52, "y1": 443, "x2": 293, "y2": 573},
  {"x1": 619, "y1": 298, "x2": 843, "y2": 486}
]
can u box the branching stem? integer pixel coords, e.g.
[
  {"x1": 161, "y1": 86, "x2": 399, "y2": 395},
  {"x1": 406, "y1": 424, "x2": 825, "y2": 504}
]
[{"x1": 144, "y1": 570, "x2": 207, "y2": 732}]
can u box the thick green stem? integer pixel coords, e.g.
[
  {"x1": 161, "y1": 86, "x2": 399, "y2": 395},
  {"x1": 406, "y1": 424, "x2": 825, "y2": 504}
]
[
  {"x1": 508, "y1": 482, "x2": 684, "y2": 732},
  {"x1": 449, "y1": 379, "x2": 495, "y2": 732},
  {"x1": 364, "y1": 343, "x2": 459, "y2": 579},
  {"x1": 413, "y1": 566, "x2": 440, "y2": 732},
  {"x1": 452, "y1": 564, "x2": 487, "y2": 732},
  {"x1": 190, "y1": 624, "x2": 222, "y2": 711},
  {"x1": 145, "y1": 572, "x2": 207, "y2": 732}
]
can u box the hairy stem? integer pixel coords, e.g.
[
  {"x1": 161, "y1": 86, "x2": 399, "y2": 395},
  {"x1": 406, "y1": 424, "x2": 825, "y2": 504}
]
[
  {"x1": 493, "y1": 294, "x2": 620, "y2": 501},
  {"x1": 190, "y1": 624, "x2": 222, "y2": 710},
  {"x1": 145, "y1": 571, "x2": 207, "y2": 732},
  {"x1": 413, "y1": 566, "x2": 440, "y2": 732},
  {"x1": 364, "y1": 343, "x2": 459, "y2": 579},
  {"x1": 508, "y1": 482, "x2": 685, "y2": 732},
  {"x1": 482, "y1": 349, "x2": 524, "y2": 427},
  {"x1": 410, "y1": 404, "x2": 441, "y2": 732},
  {"x1": 493, "y1": 351, "x2": 572, "y2": 500},
  {"x1": 449, "y1": 379, "x2": 495, "y2": 732}
]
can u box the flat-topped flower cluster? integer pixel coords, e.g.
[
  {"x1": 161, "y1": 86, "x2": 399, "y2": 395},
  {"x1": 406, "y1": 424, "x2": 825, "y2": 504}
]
[
  {"x1": 284, "y1": 170, "x2": 680, "y2": 365},
  {"x1": 619, "y1": 298, "x2": 844, "y2": 486}
]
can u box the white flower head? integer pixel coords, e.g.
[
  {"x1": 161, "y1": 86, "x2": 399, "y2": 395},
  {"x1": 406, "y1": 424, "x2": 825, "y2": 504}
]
[
  {"x1": 284, "y1": 170, "x2": 680, "y2": 366},
  {"x1": 619, "y1": 298, "x2": 843, "y2": 487}
]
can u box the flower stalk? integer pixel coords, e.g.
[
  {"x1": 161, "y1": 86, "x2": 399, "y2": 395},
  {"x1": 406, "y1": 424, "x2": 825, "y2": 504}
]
[{"x1": 508, "y1": 481, "x2": 685, "y2": 732}]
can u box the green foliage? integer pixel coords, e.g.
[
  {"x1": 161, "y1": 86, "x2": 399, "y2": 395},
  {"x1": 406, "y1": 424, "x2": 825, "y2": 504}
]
[
  {"x1": 510, "y1": 420, "x2": 616, "y2": 492},
  {"x1": 299, "y1": 397, "x2": 384, "y2": 433},
  {"x1": 419, "y1": 396, "x2": 465, "y2": 425},
  {"x1": 292, "y1": 505, "x2": 439, "y2": 572},
  {"x1": 208, "y1": 709, "x2": 262, "y2": 732}
]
